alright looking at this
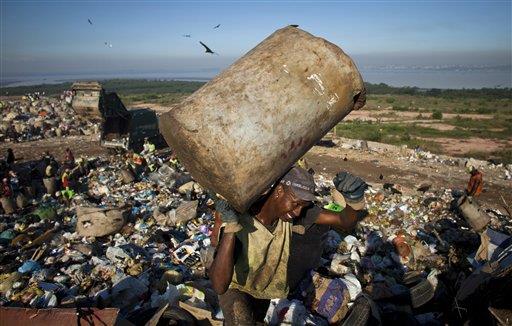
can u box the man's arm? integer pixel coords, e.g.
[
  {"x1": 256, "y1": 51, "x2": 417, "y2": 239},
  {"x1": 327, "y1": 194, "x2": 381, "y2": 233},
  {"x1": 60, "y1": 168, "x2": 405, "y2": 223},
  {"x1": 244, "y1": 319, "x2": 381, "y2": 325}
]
[
  {"x1": 314, "y1": 205, "x2": 363, "y2": 233},
  {"x1": 207, "y1": 201, "x2": 242, "y2": 295},
  {"x1": 208, "y1": 225, "x2": 236, "y2": 294},
  {"x1": 313, "y1": 171, "x2": 368, "y2": 232}
]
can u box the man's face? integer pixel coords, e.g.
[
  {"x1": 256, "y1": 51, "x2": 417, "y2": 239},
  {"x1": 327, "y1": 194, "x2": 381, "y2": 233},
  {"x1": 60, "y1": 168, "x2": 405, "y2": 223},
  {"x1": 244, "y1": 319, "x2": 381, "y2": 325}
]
[{"x1": 275, "y1": 185, "x2": 312, "y2": 222}]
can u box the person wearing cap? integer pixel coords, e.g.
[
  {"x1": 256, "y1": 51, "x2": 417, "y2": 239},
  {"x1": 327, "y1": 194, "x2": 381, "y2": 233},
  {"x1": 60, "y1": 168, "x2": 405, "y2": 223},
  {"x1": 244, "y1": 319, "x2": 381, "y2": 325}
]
[
  {"x1": 465, "y1": 162, "x2": 483, "y2": 197},
  {"x1": 208, "y1": 167, "x2": 368, "y2": 325}
]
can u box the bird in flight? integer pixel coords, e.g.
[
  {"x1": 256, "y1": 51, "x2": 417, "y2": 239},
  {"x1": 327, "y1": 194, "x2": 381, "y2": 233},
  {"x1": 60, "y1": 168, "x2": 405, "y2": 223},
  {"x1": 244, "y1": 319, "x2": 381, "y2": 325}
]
[
  {"x1": 88, "y1": 19, "x2": 93, "y2": 25},
  {"x1": 183, "y1": 34, "x2": 192, "y2": 38},
  {"x1": 199, "y1": 41, "x2": 216, "y2": 54},
  {"x1": 104, "y1": 42, "x2": 113, "y2": 48},
  {"x1": 213, "y1": 24, "x2": 220, "y2": 29}
]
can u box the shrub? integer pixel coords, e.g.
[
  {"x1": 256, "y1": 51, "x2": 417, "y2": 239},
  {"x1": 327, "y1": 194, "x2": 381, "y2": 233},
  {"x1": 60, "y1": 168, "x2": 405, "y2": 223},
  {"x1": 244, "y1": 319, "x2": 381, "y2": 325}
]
[
  {"x1": 400, "y1": 133, "x2": 411, "y2": 141},
  {"x1": 386, "y1": 97, "x2": 396, "y2": 104},
  {"x1": 432, "y1": 110, "x2": 443, "y2": 120},
  {"x1": 367, "y1": 129, "x2": 382, "y2": 142}
]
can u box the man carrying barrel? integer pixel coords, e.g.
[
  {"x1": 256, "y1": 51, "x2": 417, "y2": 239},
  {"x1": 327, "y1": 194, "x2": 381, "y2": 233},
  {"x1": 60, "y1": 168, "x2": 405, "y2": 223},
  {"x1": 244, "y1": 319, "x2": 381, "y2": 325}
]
[{"x1": 208, "y1": 166, "x2": 368, "y2": 325}]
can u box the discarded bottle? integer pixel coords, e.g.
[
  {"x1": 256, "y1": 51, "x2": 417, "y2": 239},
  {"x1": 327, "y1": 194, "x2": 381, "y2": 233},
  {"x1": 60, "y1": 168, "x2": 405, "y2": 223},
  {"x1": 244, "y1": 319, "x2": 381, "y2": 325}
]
[{"x1": 160, "y1": 26, "x2": 365, "y2": 211}]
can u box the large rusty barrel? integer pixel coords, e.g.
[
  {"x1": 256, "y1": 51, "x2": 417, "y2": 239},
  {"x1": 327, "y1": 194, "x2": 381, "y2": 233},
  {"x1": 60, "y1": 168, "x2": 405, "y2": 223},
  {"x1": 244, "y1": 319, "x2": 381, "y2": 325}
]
[{"x1": 160, "y1": 26, "x2": 366, "y2": 212}]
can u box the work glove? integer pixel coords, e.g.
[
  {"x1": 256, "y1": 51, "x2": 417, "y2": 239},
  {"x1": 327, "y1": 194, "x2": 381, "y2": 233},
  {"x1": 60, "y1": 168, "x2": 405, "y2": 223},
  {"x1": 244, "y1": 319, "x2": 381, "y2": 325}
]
[
  {"x1": 213, "y1": 197, "x2": 242, "y2": 233},
  {"x1": 333, "y1": 171, "x2": 368, "y2": 203}
]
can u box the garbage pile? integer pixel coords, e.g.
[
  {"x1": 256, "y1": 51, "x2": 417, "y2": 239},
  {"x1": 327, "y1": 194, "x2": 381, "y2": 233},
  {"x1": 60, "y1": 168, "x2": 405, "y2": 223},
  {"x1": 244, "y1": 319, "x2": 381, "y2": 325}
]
[
  {"x1": 0, "y1": 149, "x2": 510, "y2": 325},
  {"x1": 337, "y1": 136, "x2": 512, "y2": 181},
  {"x1": 0, "y1": 92, "x2": 99, "y2": 143},
  {"x1": 408, "y1": 150, "x2": 512, "y2": 181},
  {"x1": 0, "y1": 151, "x2": 223, "y2": 324},
  {"x1": 280, "y1": 174, "x2": 511, "y2": 325}
]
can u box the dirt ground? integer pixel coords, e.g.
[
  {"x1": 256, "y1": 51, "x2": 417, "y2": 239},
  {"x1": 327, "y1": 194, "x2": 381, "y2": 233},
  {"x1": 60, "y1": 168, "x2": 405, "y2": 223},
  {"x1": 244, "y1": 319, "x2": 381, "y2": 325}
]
[
  {"x1": 347, "y1": 109, "x2": 494, "y2": 122},
  {"x1": 305, "y1": 144, "x2": 511, "y2": 210},
  {"x1": 2, "y1": 133, "x2": 510, "y2": 211},
  {"x1": 0, "y1": 135, "x2": 108, "y2": 163}
]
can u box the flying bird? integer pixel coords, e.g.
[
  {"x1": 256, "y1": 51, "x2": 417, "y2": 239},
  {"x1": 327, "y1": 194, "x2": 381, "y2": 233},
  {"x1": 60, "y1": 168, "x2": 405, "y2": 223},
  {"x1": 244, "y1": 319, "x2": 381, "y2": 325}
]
[
  {"x1": 213, "y1": 24, "x2": 220, "y2": 29},
  {"x1": 104, "y1": 42, "x2": 113, "y2": 48},
  {"x1": 199, "y1": 41, "x2": 216, "y2": 54},
  {"x1": 88, "y1": 19, "x2": 93, "y2": 25},
  {"x1": 182, "y1": 34, "x2": 192, "y2": 38}
]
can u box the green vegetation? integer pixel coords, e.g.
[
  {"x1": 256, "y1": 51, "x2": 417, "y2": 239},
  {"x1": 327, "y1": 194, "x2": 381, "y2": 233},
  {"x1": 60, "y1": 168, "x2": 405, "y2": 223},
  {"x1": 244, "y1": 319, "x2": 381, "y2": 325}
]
[
  {"x1": 365, "y1": 94, "x2": 511, "y2": 115},
  {"x1": 432, "y1": 110, "x2": 443, "y2": 120},
  {"x1": 121, "y1": 93, "x2": 190, "y2": 106},
  {"x1": 1, "y1": 79, "x2": 205, "y2": 97},
  {"x1": 365, "y1": 82, "x2": 511, "y2": 100},
  {"x1": 337, "y1": 118, "x2": 512, "y2": 141},
  {"x1": 335, "y1": 120, "x2": 442, "y2": 152}
]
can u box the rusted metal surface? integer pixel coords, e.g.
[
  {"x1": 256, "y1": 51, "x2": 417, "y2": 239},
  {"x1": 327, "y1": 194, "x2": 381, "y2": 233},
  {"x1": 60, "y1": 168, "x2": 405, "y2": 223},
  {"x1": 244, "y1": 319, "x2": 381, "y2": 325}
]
[
  {"x1": 0, "y1": 307, "x2": 127, "y2": 326},
  {"x1": 72, "y1": 81, "x2": 102, "y2": 118},
  {"x1": 458, "y1": 196, "x2": 491, "y2": 231},
  {"x1": 160, "y1": 26, "x2": 366, "y2": 212}
]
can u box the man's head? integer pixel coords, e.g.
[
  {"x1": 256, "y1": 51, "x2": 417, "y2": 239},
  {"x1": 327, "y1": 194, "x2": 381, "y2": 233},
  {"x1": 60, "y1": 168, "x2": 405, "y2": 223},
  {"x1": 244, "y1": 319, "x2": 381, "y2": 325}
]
[
  {"x1": 465, "y1": 161, "x2": 477, "y2": 174},
  {"x1": 268, "y1": 167, "x2": 316, "y2": 222}
]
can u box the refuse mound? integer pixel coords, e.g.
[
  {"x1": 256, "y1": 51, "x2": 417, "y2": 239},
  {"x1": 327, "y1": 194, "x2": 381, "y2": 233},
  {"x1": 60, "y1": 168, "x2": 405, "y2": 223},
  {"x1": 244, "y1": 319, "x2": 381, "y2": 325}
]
[{"x1": 0, "y1": 147, "x2": 510, "y2": 325}]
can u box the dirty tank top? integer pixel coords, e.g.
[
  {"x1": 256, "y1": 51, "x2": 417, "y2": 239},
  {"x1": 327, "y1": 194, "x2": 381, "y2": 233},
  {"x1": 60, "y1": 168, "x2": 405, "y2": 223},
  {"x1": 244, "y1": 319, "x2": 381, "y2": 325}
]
[{"x1": 229, "y1": 213, "x2": 291, "y2": 299}]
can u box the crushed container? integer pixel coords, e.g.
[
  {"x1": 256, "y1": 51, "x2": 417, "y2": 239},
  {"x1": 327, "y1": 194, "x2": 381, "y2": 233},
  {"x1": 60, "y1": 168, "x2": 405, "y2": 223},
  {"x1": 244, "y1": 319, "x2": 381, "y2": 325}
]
[
  {"x1": 458, "y1": 196, "x2": 491, "y2": 232},
  {"x1": 160, "y1": 26, "x2": 366, "y2": 211}
]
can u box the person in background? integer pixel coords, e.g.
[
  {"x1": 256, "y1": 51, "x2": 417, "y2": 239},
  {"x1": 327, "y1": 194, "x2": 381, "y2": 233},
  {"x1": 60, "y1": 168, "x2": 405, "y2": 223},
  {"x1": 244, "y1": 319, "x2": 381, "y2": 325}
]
[
  {"x1": 141, "y1": 137, "x2": 156, "y2": 156},
  {"x1": 6, "y1": 148, "x2": 15, "y2": 167},
  {"x1": 466, "y1": 163, "x2": 483, "y2": 197},
  {"x1": 1, "y1": 178, "x2": 12, "y2": 198},
  {"x1": 64, "y1": 148, "x2": 75, "y2": 169},
  {"x1": 45, "y1": 161, "x2": 56, "y2": 178}
]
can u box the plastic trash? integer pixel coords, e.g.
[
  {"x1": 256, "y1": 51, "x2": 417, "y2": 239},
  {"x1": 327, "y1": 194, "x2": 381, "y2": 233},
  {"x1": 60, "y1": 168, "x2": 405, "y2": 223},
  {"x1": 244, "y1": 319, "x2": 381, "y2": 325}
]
[{"x1": 18, "y1": 260, "x2": 42, "y2": 274}]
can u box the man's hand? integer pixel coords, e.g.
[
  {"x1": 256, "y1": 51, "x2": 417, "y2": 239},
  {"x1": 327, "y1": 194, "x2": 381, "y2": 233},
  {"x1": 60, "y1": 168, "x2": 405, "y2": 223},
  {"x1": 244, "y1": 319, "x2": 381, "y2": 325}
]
[
  {"x1": 333, "y1": 171, "x2": 368, "y2": 202},
  {"x1": 214, "y1": 197, "x2": 242, "y2": 233}
]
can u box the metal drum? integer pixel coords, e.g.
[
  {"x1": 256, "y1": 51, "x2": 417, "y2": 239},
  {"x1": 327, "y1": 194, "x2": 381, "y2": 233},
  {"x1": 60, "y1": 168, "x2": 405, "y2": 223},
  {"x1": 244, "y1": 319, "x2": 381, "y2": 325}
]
[{"x1": 160, "y1": 26, "x2": 366, "y2": 211}]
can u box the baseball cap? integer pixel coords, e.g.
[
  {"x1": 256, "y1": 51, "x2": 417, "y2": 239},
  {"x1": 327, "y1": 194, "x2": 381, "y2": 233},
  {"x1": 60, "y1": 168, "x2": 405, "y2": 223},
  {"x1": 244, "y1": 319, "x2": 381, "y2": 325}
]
[{"x1": 280, "y1": 167, "x2": 317, "y2": 202}]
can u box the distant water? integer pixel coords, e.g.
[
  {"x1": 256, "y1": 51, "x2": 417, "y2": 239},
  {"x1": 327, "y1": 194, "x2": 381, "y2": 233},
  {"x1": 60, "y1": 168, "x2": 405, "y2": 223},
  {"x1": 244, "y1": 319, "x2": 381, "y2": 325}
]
[
  {"x1": 359, "y1": 67, "x2": 512, "y2": 89},
  {"x1": 1, "y1": 67, "x2": 511, "y2": 89},
  {"x1": 0, "y1": 71, "x2": 215, "y2": 88}
]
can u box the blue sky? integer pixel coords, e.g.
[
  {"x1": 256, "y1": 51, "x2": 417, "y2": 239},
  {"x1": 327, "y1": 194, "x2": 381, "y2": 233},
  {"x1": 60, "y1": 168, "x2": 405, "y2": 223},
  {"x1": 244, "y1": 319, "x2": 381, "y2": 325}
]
[{"x1": 1, "y1": 0, "x2": 511, "y2": 77}]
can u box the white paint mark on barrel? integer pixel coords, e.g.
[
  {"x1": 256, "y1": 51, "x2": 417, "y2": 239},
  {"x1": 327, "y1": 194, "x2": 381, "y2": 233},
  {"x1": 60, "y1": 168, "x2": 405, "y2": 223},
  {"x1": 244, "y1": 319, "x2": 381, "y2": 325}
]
[{"x1": 307, "y1": 73, "x2": 325, "y2": 95}]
